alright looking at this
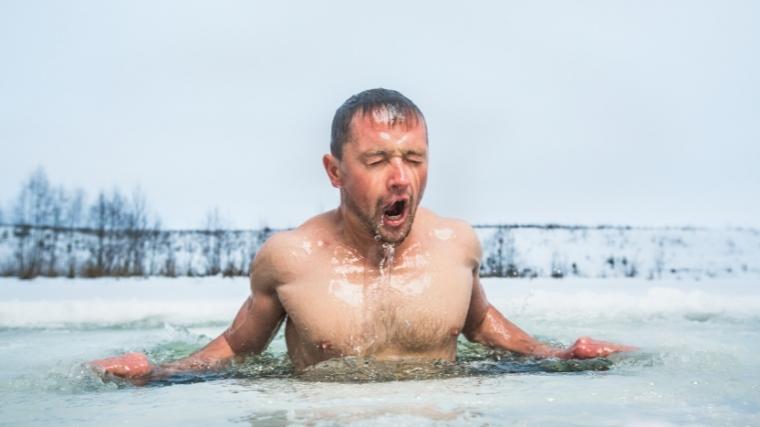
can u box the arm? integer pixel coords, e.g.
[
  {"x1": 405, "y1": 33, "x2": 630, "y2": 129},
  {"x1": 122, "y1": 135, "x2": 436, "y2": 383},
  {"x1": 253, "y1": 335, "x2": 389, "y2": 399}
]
[
  {"x1": 91, "y1": 238, "x2": 287, "y2": 382},
  {"x1": 460, "y1": 227, "x2": 634, "y2": 359},
  {"x1": 463, "y1": 274, "x2": 562, "y2": 357},
  {"x1": 90, "y1": 332, "x2": 238, "y2": 382},
  {"x1": 463, "y1": 275, "x2": 635, "y2": 359}
]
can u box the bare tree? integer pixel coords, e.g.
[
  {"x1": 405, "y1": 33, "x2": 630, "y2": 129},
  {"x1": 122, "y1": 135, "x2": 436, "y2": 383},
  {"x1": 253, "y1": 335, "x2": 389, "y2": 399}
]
[
  {"x1": 3, "y1": 168, "x2": 171, "y2": 278},
  {"x1": 43, "y1": 185, "x2": 67, "y2": 276},
  {"x1": 86, "y1": 191, "x2": 108, "y2": 277},
  {"x1": 202, "y1": 207, "x2": 227, "y2": 276},
  {"x1": 106, "y1": 189, "x2": 127, "y2": 275},
  {"x1": 159, "y1": 230, "x2": 177, "y2": 277},
  {"x1": 481, "y1": 227, "x2": 518, "y2": 278},
  {"x1": 124, "y1": 187, "x2": 152, "y2": 276},
  {"x1": 86, "y1": 189, "x2": 128, "y2": 276},
  {"x1": 12, "y1": 167, "x2": 55, "y2": 278},
  {"x1": 63, "y1": 188, "x2": 86, "y2": 277}
]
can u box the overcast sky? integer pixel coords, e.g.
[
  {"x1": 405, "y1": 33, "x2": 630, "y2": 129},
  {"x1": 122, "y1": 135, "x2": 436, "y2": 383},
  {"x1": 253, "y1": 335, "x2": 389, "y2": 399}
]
[{"x1": 1, "y1": 1, "x2": 758, "y2": 229}]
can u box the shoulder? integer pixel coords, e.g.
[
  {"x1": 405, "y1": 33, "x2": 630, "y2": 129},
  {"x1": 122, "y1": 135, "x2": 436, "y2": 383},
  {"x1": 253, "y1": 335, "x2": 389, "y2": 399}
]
[
  {"x1": 251, "y1": 212, "x2": 334, "y2": 289},
  {"x1": 254, "y1": 229, "x2": 299, "y2": 270},
  {"x1": 417, "y1": 208, "x2": 482, "y2": 263}
]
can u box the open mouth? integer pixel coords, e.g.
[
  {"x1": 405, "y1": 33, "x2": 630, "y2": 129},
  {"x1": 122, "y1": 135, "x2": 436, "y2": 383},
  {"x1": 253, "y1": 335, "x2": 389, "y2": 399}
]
[{"x1": 382, "y1": 199, "x2": 407, "y2": 224}]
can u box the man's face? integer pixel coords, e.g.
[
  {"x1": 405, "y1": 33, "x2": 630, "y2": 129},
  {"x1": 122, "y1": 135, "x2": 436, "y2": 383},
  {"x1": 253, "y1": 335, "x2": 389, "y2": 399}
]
[{"x1": 335, "y1": 110, "x2": 428, "y2": 244}]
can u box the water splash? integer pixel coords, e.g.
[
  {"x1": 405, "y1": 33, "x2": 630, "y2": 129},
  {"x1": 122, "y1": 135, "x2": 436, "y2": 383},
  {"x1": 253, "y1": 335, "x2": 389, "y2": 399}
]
[
  {"x1": 433, "y1": 228, "x2": 454, "y2": 241},
  {"x1": 297, "y1": 339, "x2": 616, "y2": 383},
  {"x1": 378, "y1": 243, "x2": 396, "y2": 279},
  {"x1": 3, "y1": 362, "x2": 120, "y2": 394},
  {"x1": 4, "y1": 336, "x2": 631, "y2": 393}
]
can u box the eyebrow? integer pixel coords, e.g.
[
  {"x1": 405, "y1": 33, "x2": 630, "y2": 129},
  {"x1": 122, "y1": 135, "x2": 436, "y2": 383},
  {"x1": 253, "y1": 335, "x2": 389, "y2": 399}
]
[
  {"x1": 361, "y1": 151, "x2": 387, "y2": 160},
  {"x1": 361, "y1": 149, "x2": 427, "y2": 159},
  {"x1": 404, "y1": 149, "x2": 427, "y2": 156}
]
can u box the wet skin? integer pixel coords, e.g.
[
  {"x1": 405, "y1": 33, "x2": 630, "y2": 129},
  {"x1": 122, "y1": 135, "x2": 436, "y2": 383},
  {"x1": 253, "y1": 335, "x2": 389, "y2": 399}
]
[
  {"x1": 91, "y1": 111, "x2": 635, "y2": 381},
  {"x1": 230, "y1": 208, "x2": 478, "y2": 372}
]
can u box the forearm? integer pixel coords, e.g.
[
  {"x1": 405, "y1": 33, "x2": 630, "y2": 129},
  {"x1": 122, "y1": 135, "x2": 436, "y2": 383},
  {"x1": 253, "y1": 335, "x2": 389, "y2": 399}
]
[
  {"x1": 466, "y1": 305, "x2": 568, "y2": 358},
  {"x1": 149, "y1": 334, "x2": 238, "y2": 379},
  {"x1": 92, "y1": 286, "x2": 286, "y2": 384}
]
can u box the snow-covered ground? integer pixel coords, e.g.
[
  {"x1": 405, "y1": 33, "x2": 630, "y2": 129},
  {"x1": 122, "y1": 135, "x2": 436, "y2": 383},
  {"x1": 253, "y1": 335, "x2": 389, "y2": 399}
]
[
  {"x1": 1, "y1": 276, "x2": 759, "y2": 330},
  {"x1": 476, "y1": 226, "x2": 760, "y2": 279}
]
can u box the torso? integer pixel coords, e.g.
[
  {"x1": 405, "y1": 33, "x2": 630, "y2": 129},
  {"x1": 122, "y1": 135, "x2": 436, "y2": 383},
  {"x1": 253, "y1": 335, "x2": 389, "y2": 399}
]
[{"x1": 273, "y1": 209, "x2": 477, "y2": 372}]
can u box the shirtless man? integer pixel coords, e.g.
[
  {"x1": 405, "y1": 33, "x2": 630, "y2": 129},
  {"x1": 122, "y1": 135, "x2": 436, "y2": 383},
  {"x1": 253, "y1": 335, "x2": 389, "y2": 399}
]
[{"x1": 92, "y1": 88, "x2": 633, "y2": 381}]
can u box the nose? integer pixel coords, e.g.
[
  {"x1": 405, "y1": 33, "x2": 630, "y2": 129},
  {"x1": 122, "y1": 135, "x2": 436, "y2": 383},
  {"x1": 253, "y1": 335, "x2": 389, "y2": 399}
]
[{"x1": 387, "y1": 158, "x2": 410, "y2": 192}]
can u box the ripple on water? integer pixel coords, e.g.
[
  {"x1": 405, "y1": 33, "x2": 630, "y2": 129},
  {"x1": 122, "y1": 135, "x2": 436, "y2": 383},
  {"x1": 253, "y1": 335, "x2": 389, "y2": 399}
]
[{"x1": 5, "y1": 334, "x2": 648, "y2": 395}]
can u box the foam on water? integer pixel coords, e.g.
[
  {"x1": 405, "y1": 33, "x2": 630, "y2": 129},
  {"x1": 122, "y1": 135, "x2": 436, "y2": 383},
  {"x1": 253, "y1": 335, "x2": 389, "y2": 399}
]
[{"x1": 0, "y1": 333, "x2": 619, "y2": 396}]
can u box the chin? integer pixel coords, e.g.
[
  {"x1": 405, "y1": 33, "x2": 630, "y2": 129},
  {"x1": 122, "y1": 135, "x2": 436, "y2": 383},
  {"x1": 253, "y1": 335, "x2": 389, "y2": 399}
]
[
  {"x1": 375, "y1": 220, "x2": 414, "y2": 244},
  {"x1": 377, "y1": 233, "x2": 407, "y2": 245}
]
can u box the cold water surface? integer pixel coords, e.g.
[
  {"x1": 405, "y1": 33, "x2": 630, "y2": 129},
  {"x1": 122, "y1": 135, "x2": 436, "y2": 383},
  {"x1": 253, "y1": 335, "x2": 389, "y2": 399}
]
[{"x1": 1, "y1": 277, "x2": 759, "y2": 426}]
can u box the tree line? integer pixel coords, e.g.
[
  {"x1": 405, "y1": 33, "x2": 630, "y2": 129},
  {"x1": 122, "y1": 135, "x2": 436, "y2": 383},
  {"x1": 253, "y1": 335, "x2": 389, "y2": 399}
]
[
  {"x1": 0, "y1": 168, "x2": 262, "y2": 279},
  {"x1": 3, "y1": 169, "x2": 752, "y2": 280}
]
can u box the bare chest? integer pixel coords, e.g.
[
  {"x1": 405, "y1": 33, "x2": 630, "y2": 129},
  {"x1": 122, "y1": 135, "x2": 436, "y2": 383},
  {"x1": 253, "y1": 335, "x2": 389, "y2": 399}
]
[{"x1": 276, "y1": 247, "x2": 473, "y2": 359}]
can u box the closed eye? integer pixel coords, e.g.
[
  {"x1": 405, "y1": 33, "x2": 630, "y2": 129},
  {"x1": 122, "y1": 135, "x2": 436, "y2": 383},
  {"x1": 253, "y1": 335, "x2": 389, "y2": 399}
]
[{"x1": 363, "y1": 152, "x2": 387, "y2": 166}]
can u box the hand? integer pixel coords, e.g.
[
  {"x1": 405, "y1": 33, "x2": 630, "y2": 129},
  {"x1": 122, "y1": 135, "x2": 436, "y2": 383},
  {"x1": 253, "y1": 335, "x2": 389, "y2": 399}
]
[
  {"x1": 90, "y1": 352, "x2": 154, "y2": 381},
  {"x1": 562, "y1": 337, "x2": 637, "y2": 359}
]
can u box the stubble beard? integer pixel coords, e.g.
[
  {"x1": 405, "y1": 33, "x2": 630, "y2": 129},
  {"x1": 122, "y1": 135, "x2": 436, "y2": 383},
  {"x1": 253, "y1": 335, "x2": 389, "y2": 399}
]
[{"x1": 342, "y1": 192, "x2": 416, "y2": 245}]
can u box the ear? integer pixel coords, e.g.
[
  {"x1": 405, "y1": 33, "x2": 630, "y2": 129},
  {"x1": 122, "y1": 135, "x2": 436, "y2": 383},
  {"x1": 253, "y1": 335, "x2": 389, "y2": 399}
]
[{"x1": 323, "y1": 154, "x2": 342, "y2": 188}]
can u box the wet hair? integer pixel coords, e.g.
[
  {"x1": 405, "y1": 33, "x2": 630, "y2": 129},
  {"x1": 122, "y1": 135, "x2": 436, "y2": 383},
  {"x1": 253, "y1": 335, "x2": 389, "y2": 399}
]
[{"x1": 330, "y1": 88, "x2": 426, "y2": 159}]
